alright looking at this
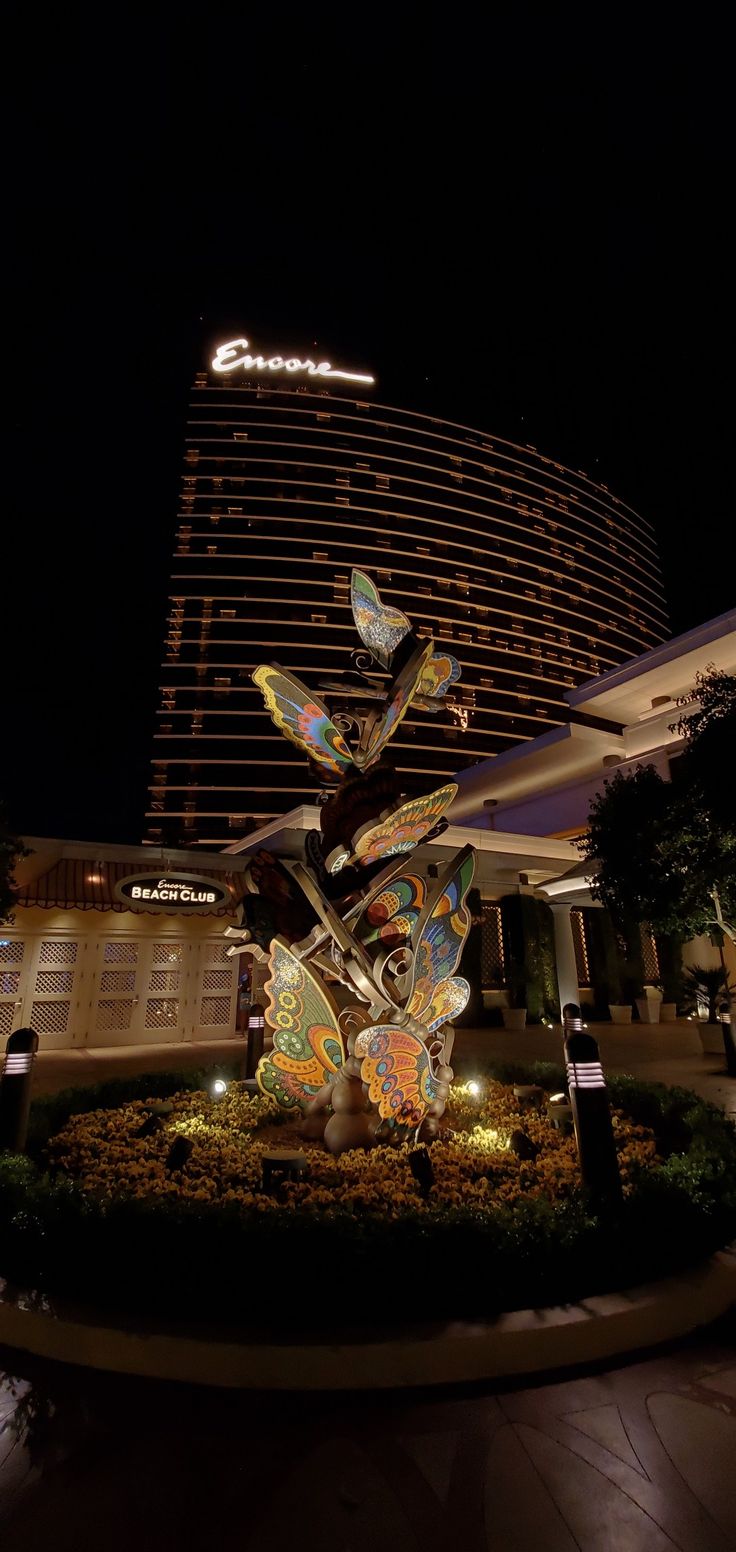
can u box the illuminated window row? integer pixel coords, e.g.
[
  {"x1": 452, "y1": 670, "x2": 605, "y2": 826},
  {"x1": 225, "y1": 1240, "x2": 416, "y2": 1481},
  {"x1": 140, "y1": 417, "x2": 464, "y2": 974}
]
[
  {"x1": 182, "y1": 454, "x2": 664, "y2": 583},
  {"x1": 175, "y1": 495, "x2": 667, "y2": 615},
  {"x1": 188, "y1": 389, "x2": 657, "y2": 538}
]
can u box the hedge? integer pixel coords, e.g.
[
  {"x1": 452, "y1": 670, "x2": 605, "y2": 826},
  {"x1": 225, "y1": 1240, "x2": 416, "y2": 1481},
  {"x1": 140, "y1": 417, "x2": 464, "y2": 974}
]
[{"x1": 0, "y1": 1062, "x2": 734, "y2": 1328}]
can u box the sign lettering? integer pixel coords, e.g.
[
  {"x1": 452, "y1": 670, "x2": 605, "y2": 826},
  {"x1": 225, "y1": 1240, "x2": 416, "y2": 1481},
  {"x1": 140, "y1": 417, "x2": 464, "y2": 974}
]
[{"x1": 211, "y1": 337, "x2": 374, "y2": 385}]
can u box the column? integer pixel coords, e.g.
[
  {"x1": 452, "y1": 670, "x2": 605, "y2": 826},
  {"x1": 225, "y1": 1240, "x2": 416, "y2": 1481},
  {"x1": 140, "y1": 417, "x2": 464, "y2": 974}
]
[{"x1": 551, "y1": 903, "x2": 579, "y2": 1015}]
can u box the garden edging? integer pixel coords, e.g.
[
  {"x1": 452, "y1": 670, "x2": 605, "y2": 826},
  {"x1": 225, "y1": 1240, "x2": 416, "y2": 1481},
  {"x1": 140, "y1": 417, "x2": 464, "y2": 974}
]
[{"x1": 1, "y1": 1244, "x2": 734, "y2": 1390}]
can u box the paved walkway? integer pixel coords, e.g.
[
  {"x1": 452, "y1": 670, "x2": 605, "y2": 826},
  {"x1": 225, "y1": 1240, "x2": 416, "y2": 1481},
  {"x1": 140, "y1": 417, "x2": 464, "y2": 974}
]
[
  {"x1": 1, "y1": 1318, "x2": 735, "y2": 1551},
  {"x1": 4, "y1": 1021, "x2": 732, "y2": 1548},
  {"x1": 31, "y1": 1021, "x2": 736, "y2": 1116}
]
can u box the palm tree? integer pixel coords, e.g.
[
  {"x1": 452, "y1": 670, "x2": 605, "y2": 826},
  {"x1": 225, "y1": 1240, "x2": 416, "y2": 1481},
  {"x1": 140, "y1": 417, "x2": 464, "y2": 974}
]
[{"x1": 682, "y1": 964, "x2": 736, "y2": 1024}]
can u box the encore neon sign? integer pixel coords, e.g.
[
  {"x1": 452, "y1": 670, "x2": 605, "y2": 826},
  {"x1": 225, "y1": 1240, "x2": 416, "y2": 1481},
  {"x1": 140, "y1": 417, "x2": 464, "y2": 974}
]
[{"x1": 211, "y1": 337, "x2": 375, "y2": 385}]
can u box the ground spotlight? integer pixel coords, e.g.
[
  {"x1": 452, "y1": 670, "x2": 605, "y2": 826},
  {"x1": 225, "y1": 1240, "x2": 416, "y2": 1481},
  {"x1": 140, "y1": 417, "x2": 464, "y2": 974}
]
[
  {"x1": 212, "y1": 1078, "x2": 228, "y2": 1097},
  {"x1": 467, "y1": 1080, "x2": 481, "y2": 1097}
]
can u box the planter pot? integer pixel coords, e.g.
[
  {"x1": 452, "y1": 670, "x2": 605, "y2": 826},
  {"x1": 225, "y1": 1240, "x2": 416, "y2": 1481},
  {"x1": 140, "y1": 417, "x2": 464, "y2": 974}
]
[
  {"x1": 608, "y1": 1004, "x2": 632, "y2": 1024},
  {"x1": 636, "y1": 997, "x2": 661, "y2": 1024},
  {"x1": 698, "y1": 1021, "x2": 725, "y2": 1055},
  {"x1": 501, "y1": 1008, "x2": 527, "y2": 1031},
  {"x1": 659, "y1": 1002, "x2": 677, "y2": 1022}
]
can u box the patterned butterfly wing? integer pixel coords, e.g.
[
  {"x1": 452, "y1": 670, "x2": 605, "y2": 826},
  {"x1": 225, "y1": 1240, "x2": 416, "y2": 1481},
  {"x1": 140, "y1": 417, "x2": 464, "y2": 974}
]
[
  {"x1": 417, "y1": 652, "x2": 462, "y2": 700},
  {"x1": 358, "y1": 640, "x2": 434, "y2": 767},
  {"x1": 355, "y1": 1025, "x2": 438, "y2": 1127},
  {"x1": 355, "y1": 871, "x2": 428, "y2": 948},
  {"x1": 351, "y1": 569, "x2": 411, "y2": 670},
  {"x1": 252, "y1": 665, "x2": 356, "y2": 781},
  {"x1": 407, "y1": 848, "x2": 476, "y2": 1020},
  {"x1": 409, "y1": 974, "x2": 470, "y2": 1032},
  {"x1": 351, "y1": 782, "x2": 458, "y2": 868},
  {"x1": 256, "y1": 938, "x2": 346, "y2": 1112}
]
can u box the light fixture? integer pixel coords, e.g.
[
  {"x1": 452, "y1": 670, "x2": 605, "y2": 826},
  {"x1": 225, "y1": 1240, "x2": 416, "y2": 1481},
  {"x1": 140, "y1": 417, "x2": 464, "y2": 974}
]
[
  {"x1": 212, "y1": 1078, "x2": 228, "y2": 1097},
  {"x1": 467, "y1": 1080, "x2": 481, "y2": 1097}
]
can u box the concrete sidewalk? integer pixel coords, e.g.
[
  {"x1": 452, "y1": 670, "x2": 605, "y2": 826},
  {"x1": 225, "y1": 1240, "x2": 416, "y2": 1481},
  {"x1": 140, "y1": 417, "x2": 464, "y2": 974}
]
[
  {"x1": 452, "y1": 1020, "x2": 736, "y2": 1118},
  {"x1": 29, "y1": 1021, "x2": 735, "y2": 1115}
]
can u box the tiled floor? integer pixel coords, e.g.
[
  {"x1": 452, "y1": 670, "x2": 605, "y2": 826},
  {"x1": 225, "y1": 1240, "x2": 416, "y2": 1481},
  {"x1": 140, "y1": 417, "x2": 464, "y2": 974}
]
[
  {"x1": 0, "y1": 1319, "x2": 734, "y2": 1550},
  {"x1": 3, "y1": 1022, "x2": 732, "y2": 1547}
]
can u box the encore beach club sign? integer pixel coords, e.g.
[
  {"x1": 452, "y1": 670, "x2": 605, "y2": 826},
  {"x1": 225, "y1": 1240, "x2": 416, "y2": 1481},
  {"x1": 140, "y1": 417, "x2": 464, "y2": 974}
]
[
  {"x1": 211, "y1": 336, "x2": 375, "y2": 385},
  {"x1": 113, "y1": 873, "x2": 231, "y2": 913}
]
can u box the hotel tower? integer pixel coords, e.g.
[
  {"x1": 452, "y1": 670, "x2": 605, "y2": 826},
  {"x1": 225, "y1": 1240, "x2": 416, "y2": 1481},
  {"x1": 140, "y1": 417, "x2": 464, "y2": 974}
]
[{"x1": 145, "y1": 334, "x2": 669, "y2": 847}]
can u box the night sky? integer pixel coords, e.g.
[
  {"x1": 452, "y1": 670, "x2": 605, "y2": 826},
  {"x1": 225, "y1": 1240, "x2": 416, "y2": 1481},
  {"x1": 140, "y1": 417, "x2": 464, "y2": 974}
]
[{"x1": 7, "y1": 10, "x2": 732, "y2": 846}]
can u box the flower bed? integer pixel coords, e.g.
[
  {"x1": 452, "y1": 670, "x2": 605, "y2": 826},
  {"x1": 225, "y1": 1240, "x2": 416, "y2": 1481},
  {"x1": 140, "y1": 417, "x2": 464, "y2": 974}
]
[{"x1": 1, "y1": 1064, "x2": 734, "y2": 1327}]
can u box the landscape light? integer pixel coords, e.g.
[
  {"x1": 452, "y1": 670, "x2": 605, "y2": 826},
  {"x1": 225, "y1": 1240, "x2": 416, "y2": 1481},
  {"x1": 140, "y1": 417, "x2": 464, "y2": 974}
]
[
  {"x1": 467, "y1": 1080, "x2": 481, "y2": 1097},
  {"x1": 212, "y1": 1078, "x2": 228, "y2": 1097}
]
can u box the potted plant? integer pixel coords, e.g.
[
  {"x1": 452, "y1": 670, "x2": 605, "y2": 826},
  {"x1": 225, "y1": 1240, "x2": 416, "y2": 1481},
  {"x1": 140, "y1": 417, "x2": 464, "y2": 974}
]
[
  {"x1": 652, "y1": 974, "x2": 680, "y2": 1024},
  {"x1": 682, "y1": 964, "x2": 736, "y2": 1055},
  {"x1": 501, "y1": 964, "x2": 527, "y2": 1030},
  {"x1": 605, "y1": 957, "x2": 631, "y2": 1024},
  {"x1": 634, "y1": 980, "x2": 661, "y2": 1024},
  {"x1": 655, "y1": 938, "x2": 684, "y2": 1022}
]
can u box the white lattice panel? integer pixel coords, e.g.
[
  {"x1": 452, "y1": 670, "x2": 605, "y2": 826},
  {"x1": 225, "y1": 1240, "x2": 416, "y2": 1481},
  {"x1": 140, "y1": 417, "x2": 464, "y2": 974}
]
[
  {"x1": 203, "y1": 942, "x2": 231, "y2": 965},
  {"x1": 96, "y1": 998, "x2": 135, "y2": 1031},
  {"x1": 152, "y1": 943, "x2": 182, "y2": 965},
  {"x1": 0, "y1": 940, "x2": 24, "y2": 965},
  {"x1": 200, "y1": 995, "x2": 232, "y2": 1026},
  {"x1": 34, "y1": 970, "x2": 74, "y2": 995},
  {"x1": 149, "y1": 969, "x2": 180, "y2": 992},
  {"x1": 202, "y1": 968, "x2": 232, "y2": 991},
  {"x1": 0, "y1": 1005, "x2": 15, "y2": 1037},
  {"x1": 29, "y1": 1000, "x2": 71, "y2": 1034},
  {"x1": 1, "y1": 971, "x2": 20, "y2": 995},
  {"x1": 103, "y1": 942, "x2": 139, "y2": 964},
  {"x1": 100, "y1": 970, "x2": 137, "y2": 993},
  {"x1": 39, "y1": 940, "x2": 78, "y2": 966},
  {"x1": 144, "y1": 998, "x2": 179, "y2": 1029}
]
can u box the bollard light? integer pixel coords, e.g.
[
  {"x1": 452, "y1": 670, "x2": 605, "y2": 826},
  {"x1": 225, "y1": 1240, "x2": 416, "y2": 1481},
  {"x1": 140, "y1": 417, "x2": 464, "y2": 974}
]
[
  {"x1": 0, "y1": 1028, "x2": 39, "y2": 1154},
  {"x1": 245, "y1": 1002, "x2": 266, "y2": 1079},
  {"x1": 562, "y1": 1003, "x2": 621, "y2": 1206}
]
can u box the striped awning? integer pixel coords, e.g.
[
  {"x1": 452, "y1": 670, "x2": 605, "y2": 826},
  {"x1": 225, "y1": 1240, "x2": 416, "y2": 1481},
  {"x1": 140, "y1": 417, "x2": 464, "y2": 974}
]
[{"x1": 17, "y1": 859, "x2": 247, "y2": 915}]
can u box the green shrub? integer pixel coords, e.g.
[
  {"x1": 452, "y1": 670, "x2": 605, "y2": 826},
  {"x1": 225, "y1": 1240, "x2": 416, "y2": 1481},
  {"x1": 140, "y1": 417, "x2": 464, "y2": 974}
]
[{"x1": 0, "y1": 1062, "x2": 734, "y2": 1326}]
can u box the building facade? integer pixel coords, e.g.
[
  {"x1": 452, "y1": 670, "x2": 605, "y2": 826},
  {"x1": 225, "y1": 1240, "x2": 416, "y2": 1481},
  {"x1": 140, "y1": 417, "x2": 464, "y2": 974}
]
[{"x1": 146, "y1": 337, "x2": 669, "y2": 848}]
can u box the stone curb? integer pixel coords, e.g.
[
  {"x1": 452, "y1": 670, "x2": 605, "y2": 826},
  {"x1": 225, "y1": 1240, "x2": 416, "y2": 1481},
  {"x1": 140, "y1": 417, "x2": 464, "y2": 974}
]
[{"x1": 1, "y1": 1246, "x2": 734, "y2": 1389}]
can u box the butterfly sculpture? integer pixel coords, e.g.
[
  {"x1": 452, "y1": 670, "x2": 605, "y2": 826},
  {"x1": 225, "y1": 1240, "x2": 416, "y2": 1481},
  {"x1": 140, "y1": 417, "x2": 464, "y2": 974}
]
[
  {"x1": 242, "y1": 564, "x2": 477, "y2": 1150},
  {"x1": 252, "y1": 569, "x2": 462, "y2": 788},
  {"x1": 257, "y1": 938, "x2": 346, "y2": 1112},
  {"x1": 255, "y1": 847, "x2": 475, "y2": 1136}
]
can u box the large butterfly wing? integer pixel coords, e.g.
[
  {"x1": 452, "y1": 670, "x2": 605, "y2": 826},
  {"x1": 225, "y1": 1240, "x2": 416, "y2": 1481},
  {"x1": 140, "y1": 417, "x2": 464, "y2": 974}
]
[
  {"x1": 417, "y1": 652, "x2": 462, "y2": 700},
  {"x1": 355, "y1": 1025, "x2": 438, "y2": 1126},
  {"x1": 351, "y1": 570, "x2": 411, "y2": 670},
  {"x1": 351, "y1": 782, "x2": 458, "y2": 868},
  {"x1": 256, "y1": 938, "x2": 346, "y2": 1111},
  {"x1": 410, "y1": 974, "x2": 470, "y2": 1032},
  {"x1": 355, "y1": 871, "x2": 428, "y2": 948},
  {"x1": 357, "y1": 640, "x2": 434, "y2": 767},
  {"x1": 253, "y1": 665, "x2": 356, "y2": 781},
  {"x1": 407, "y1": 848, "x2": 476, "y2": 1021}
]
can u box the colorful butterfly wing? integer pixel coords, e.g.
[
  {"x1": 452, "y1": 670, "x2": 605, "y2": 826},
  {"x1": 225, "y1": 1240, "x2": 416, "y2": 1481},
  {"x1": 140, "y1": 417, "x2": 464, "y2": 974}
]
[
  {"x1": 253, "y1": 665, "x2": 356, "y2": 781},
  {"x1": 358, "y1": 640, "x2": 434, "y2": 766},
  {"x1": 408, "y1": 974, "x2": 470, "y2": 1032},
  {"x1": 351, "y1": 569, "x2": 411, "y2": 670},
  {"x1": 256, "y1": 938, "x2": 346, "y2": 1112},
  {"x1": 355, "y1": 1025, "x2": 438, "y2": 1126},
  {"x1": 351, "y1": 782, "x2": 458, "y2": 868},
  {"x1": 407, "y1": 848, "x2": 476, "y2": 1018},
  {"x1": 418, "y1": 652, "x2": 462, "y2": 700},
  {"x1": 355, "y1": 871, "x2": 428, "y2": 947}
]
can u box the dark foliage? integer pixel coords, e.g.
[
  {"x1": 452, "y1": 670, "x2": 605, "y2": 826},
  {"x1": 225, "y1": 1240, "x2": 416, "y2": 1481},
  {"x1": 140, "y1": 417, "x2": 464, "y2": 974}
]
[{"x1": 1, "y1": 1062, "x2": 734, "y2": 1327}]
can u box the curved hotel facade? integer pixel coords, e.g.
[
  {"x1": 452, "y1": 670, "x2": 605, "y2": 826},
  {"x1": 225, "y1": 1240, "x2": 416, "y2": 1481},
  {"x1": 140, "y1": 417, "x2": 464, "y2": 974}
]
[{"x1": 146, "y1": 338, "x2": 669, "y2": 847}]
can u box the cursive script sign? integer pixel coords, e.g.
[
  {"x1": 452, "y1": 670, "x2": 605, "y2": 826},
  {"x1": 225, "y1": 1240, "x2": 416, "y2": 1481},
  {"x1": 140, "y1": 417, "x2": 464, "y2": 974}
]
[
  {"x1": 114, "y1": 873, "x2": 232, "y2": 913},
  {"x1": 211, "y1": 337, "x2": 375, "y2": 385}
]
